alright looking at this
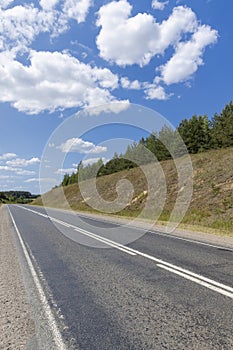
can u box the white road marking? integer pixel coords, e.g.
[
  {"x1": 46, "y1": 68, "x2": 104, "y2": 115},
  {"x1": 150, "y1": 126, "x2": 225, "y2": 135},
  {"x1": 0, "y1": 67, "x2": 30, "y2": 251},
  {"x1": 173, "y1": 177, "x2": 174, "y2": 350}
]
[
  {"x1": 15, "y1": 205, "x2": 136, "y2": 255},
  {"x1": 19, "y1": 205, "x2": 233, "y2": 252},
  {"x1": 14, "y1": 205, "x2": 233, "y2": 299},
  {"x1": 37, "y1": 206, "x2": 233, "y2": 252},
  {"x1": 74, "y1": 228, "x2": 136, "y2": 255},
  {"x1": 8, "y1": 206, "x2": 67, "y2": 350},
  {"x1": 157, "y1": 264, "x2": 233, "y2": 299}
]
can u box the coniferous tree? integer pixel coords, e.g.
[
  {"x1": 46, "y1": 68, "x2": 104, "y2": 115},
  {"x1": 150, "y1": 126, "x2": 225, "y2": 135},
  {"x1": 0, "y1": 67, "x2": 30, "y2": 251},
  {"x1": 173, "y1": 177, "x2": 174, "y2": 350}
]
[
  {"x1": 211, "y1": 101, "x2": 233, "y2": 148},
  {"x1": 178, "y1": 115, "x2": 211, "y2": 153}
]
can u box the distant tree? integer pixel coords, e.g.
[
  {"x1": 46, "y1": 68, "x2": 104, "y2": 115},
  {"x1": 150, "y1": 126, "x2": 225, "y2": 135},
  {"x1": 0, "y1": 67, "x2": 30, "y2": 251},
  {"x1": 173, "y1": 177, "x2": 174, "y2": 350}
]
[
  {"x1": 77, "y1": 161, "x2": 84, "y2": 182},
  {"x1": 211, "y1": 101, "x2": 233, "y2": 148},
  {"x1": 178, "y1": 115, "x2": 211, "y2": 153},
  {"x1": 61, "y1": 173, "x2": 70, "y2": 187},
  {"x1": 59, "y1": 100, "x2": 233, "y2": 188}
]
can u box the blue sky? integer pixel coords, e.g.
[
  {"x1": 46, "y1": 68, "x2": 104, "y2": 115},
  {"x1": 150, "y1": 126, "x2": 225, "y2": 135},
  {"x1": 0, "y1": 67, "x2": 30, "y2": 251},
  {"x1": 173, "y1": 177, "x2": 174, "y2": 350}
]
[{"x1": 0, "y1": 0, "x2": 232, "y2": 193}]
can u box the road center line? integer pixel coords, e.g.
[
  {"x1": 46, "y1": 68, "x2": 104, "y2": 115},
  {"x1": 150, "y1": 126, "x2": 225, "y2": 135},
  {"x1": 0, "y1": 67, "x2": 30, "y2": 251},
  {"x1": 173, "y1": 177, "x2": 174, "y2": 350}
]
[
  {"x1": 157, "y1": 264, "x2": 233, "y2": 299},
  {"x1": 15, "y1": 205, "x2": 136, "y2": 255},
  {"x1": 69, "y1": 210, "x2": 233, "y2": 252},
  {"x1": 15, "y1": 205, "x2": 233, "y2": 299}
]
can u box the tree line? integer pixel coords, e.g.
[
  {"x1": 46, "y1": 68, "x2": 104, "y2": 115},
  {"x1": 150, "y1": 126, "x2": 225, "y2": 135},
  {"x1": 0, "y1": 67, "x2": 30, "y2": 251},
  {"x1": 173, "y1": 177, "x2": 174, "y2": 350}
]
[
  {"x1": 61, "y1": 101, "x2": 233, "y2": 186},
  {"x1": 0, "y1": 191, "x2": 39, "y2": 203}
]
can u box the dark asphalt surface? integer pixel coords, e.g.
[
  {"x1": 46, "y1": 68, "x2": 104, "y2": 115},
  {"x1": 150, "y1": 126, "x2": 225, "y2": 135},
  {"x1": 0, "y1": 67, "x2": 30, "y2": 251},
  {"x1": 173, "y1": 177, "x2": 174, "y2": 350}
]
[{"x1": 8, "y1": 204, "x2": 233, "y2": 350}]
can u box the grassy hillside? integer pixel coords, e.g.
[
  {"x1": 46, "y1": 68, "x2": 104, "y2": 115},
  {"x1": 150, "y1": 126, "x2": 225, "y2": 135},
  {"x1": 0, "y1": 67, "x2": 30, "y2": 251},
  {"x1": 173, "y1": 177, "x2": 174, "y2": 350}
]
[{"x1": 33, "y1": 147, "x2": 233, "y2": 235}]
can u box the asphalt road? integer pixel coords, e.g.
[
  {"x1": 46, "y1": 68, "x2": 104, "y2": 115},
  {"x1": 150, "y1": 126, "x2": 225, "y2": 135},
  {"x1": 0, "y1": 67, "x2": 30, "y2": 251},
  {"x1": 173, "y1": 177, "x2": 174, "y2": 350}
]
[{"x1": 8, "y1": 204, "x2": 233, "y2": 350}]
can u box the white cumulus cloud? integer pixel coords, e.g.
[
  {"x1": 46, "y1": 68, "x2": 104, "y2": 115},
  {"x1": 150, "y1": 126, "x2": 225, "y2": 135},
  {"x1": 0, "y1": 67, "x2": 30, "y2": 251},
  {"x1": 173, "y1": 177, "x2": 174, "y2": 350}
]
[
  {"x1": 96, "y1": 1, "x2": 218, "y2": 100},
  {"x1": 152, "y1": 0, "x2": 168, "y2": 11},
  {"x1": 62, "y1": 0, "x2": 93, "y2": 23},
  {"x1": 96, "y1": 0, "x2": 160, "y2": 67},
  {"x1": 0, "y1": 153, "x2": 17, "y2": 160},
  {"x1": 0, "y1": 3, "x2": 66, "y2": 52},
  {"x1": 121, "y1": 77, "x2": 141, "y2": 90},
  {"x1": 84, "y1": 100, "x2": 130, "y2": 116},
  {"x1": 0, "y1": 50, "x2": 120, "y2": 114},
  {"x1": 96, "y1": 2, "x2": 199, "y2": 67},
  {"x1": 59, "y1": 138, "x2": 107, "y2": 154},
  {"x1": 145, "y1": 85, "x2": 171, "y2": 100},
  {"x1": 0, "y1": 165, "x2": 35, "y2": 175},
  {"x1": 0, "y1": 0, "x2": 92, "y2": 53},
  {"x1": 0, "y1": 0, "x2": 14, "y2": 9},
  {"x1": 39, "y1": 0, "x2": 59, "y2": 11},
  {"x1": 159, "y1": 25, "x2": 218, "y2": 85},
  {"x1": 6, "y1": 157, "x2": 40, "y2": 167}
]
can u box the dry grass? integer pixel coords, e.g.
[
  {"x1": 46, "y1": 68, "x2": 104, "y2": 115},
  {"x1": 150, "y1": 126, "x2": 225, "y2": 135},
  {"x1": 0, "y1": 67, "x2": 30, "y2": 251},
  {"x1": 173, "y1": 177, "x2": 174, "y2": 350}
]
[{"x1": 33, "y1": 147, "x2": 233, "y2": 236}]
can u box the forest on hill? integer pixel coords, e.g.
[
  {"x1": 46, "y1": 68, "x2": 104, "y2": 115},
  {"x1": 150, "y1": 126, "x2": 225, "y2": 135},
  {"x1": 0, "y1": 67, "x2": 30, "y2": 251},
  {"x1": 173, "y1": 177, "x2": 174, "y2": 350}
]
[
  {"x1": 0, "y1": 191, "x2": 39, "y2": 204},
  {"x1": 61, "y1": 101, "x2": 233, "y2": 187}
]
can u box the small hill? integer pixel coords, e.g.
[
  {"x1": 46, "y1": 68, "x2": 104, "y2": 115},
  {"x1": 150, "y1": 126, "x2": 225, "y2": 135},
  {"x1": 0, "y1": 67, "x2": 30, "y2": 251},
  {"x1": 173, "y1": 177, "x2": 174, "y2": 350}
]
[{"x1": 33, "y1": 147, "x2": 233, "y2": 234}]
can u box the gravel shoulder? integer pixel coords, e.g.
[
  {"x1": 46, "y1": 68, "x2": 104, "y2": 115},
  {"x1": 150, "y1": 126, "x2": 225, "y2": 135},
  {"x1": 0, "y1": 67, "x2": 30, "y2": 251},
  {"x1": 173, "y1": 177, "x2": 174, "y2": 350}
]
[{"x1": 0, "y1": 205, "x2": 35, "y2": 350}]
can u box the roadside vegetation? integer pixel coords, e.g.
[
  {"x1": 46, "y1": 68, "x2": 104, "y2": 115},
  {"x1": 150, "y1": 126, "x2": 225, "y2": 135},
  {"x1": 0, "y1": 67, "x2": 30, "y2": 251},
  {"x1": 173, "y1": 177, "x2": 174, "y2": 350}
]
[
  {"x1": 60, "y1": 101, "x2": 233, "y2": 186},
  {"x1": 33, "y1": 101, "x2": 233, "y2": 235},
  {"x1": 33, "y1": 146, "x2": 233, "y2": 236}
]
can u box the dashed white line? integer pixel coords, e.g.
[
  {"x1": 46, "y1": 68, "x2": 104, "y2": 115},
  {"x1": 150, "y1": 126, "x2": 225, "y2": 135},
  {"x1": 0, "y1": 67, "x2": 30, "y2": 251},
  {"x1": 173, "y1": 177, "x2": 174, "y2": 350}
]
[
  {"x1": 157, "y1": 264, "x2": 233, "y2": 299},
  {"x1": 13, "y1": 205, "x2": 233, "y2": 300}
]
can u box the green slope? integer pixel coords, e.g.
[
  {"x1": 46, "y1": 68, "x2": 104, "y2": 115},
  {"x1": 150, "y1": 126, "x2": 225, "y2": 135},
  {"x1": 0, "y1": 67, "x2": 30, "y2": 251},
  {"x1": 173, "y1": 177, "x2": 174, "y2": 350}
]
[{"x1": 33, "y1": 147, "x2": 233, "y2": 235}]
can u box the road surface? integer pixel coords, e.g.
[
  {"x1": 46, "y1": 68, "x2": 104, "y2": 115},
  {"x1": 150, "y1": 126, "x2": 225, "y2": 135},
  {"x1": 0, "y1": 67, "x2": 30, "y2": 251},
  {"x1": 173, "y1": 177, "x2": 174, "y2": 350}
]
[{"x1": 7, "y1": 204, "x2": 233, "y2": 349}]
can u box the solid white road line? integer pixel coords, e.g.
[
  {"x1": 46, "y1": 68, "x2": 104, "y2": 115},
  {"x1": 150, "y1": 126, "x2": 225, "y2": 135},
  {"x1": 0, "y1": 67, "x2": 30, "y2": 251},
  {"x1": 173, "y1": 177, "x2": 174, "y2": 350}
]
[
  {"x1": 14, "y1": 205, "x2": 233, "y2": 299},
  {"x1": 157, "y1": 264, "x2": 233, "y2": 299},
  {"x1": 8, "y1": 206, "x2": 67, "y2": 350},
  {"x1": 18, "y1": 205, "x2": 233, "y2": 252},
  {"x1": 75, "y1": 228, "x2": 137, "y2": 255},
  {"x1": 15, "y1": 205, "x2": 136, "y2": 255}
]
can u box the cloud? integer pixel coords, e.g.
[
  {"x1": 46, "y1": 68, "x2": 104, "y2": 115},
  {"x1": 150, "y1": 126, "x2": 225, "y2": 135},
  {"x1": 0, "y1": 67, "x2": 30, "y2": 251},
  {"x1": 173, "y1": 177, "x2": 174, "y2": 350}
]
[
  {"x1": 6, "y1": 157, "x2": 40, "y2": 167},
  {"x1": 144, "y1": 85, "x2": 171, "y2": 100},
  {"x1": 0, "y1": 0, "x2": 219, "y2": 107},
  {"x1": 24, "y1": 177, "x2": 56, "y2": 183},
  {"x1": 0, "y1": 175, "x2": 11, "y2": 179},
  {"x1": 95, "y1": 1, "x2": 218, "y2": 99},
  {"x1": 84, "y1": 100, "x2": 130, "y2": 116},
  {"x1": 120, "y1": 77, "x2": 141, "y2": 90},
  {"x1": 96, "y1": 0, "x2": 160, "y2": 67},
  {"x1": 16, "y1": 169, "x2": 36, "y2": 175},
  {"x1": 0, "y1": 0, "x2": 93, "y2": 53},
  {"x1": 0, "y1": 165, "x2": 35, "y2": 175},
  {"x1": 0, "y1": 3, "x2": 67, "y2": 52},
  {"x1": 159, "y1": 6, "x2": 198, "y2": 49},
  {"x1": 55, "y1": 168, "x2": 77, "y2": 174},
  {"x1": 96, "y1": 1, "x2": 217, "y2": 98},
  {"x1": 152, "y1": 0, "x2": 169, "y2": 10},
  {"x1": 96, "y1": 3, "x2": 198, "y2": 67},
  {"x1": 0, "y1": 50, "x2": 121, "y2": 114},
  {"x1": 62, "y1": 0, "x2": 93, "y2": 23},
  {"x1": 0, "y1": 153, "x2": 17, "y2": 160},
  {"x1": 159, "y1": 25, "x2": 218, "y2": 85},
  {"x1": 0, "y1": 0, "x2": 14, "y2": 9},
  {"x1": 58, "y1": 138, "x2": 107, "y2": 154},
  {"x1": 39, "y1": 0, "x2": 59, "y2": 11}
]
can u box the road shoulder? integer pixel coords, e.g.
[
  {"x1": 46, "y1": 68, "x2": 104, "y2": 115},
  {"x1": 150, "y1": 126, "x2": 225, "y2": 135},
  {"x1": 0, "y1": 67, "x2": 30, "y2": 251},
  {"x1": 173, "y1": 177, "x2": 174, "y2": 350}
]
[{"x1": 0, "y1": 205, "x2": 35, "y2": 350}]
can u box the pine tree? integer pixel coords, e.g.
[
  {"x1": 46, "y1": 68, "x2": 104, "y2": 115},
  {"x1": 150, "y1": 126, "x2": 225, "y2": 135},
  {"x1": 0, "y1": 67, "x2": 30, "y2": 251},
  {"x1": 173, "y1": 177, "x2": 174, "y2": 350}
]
[{"x1": 211, "y1": 101, "x2": 233, "y2": 148}]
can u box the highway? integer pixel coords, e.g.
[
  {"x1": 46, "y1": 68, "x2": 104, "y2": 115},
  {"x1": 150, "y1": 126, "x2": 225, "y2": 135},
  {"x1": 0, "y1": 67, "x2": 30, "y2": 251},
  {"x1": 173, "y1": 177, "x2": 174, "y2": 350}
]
[{"x1": 8, "y1": 204, "x2": 233, "y2": 349}]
